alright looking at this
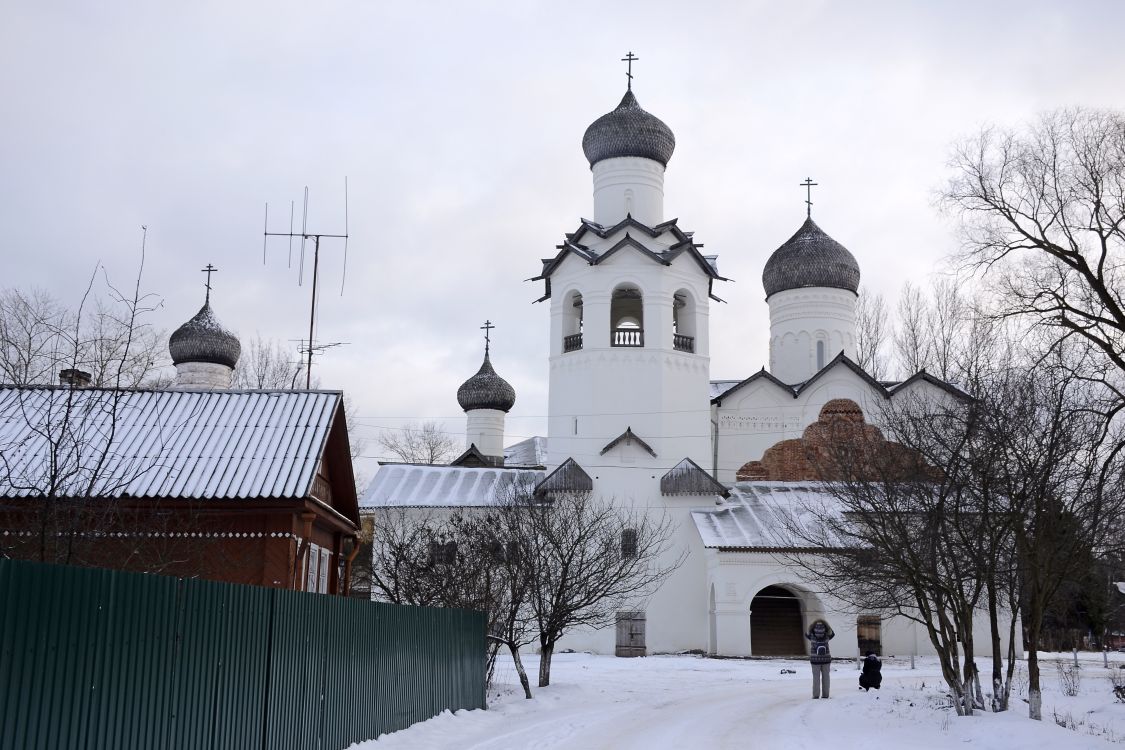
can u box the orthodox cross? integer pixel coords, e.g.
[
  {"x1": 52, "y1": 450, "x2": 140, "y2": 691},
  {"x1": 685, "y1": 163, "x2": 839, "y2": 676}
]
[
  {"x1": 621, "y1": 51, "x2": 639, "y2": 91},
  {"x1": 201, "y1": 263, "x2": 218, "y2": 303},
  {"x1": 800, "y1": 177, "x2": 818, "y2": 218},
  {"x1": 481, "y1": 319, "x2": 495, "y2": 355}
]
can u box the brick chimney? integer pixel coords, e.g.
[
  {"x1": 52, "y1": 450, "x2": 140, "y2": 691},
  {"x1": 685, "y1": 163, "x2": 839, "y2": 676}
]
[{"x1": 59, "y1": 368, "x2": 92, "y2": 387}]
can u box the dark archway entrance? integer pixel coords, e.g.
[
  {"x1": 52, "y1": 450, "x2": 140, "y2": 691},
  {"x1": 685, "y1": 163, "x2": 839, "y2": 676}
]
[{"x1": 750, "y1": 586, "x2": 806, "y2": 656}]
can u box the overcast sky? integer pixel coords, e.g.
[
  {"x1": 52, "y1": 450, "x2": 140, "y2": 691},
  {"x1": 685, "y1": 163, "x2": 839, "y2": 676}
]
[{"x1": 3, "y1": 1, "x2": 1123, "y2": 478}]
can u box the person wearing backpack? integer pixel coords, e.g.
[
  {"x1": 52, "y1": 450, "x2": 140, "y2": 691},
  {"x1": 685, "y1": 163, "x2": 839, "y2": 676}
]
[
  {"x1": 805, "y1": 619, "x2": 835, "y2": 698},
  {"x1": 859, "y1": 650, "x2": 882, "y2": 691}
]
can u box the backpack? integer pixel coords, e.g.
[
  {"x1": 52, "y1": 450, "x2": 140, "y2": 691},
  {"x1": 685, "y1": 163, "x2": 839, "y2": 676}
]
[{"x1": 812, "y1": 638, "x2": 829, "y2": 656}]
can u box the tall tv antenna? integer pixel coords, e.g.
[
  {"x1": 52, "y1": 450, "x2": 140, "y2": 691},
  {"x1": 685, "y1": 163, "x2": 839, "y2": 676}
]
[{"x1": 263, "y1": 179, "x2": 350, "y2": 388}]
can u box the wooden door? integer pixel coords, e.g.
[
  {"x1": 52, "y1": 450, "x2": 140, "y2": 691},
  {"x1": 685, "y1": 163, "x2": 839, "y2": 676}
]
[
  {"x1": 750, "y1": 586, "x2": 806, "y2": 656},
  {"x1": 615, "y1": 611, "x2": 647, "y2": 657}
]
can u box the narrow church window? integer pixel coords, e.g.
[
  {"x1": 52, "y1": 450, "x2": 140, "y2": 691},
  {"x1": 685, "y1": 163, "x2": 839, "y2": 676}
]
[
  {"x1": 621, "y1": 528, "x2": 638, "y2": 558},
  {"x1": 816, "y1": 340, "x2": 825, "y2": 370},
  {"x1": 429, "y1": 540, "x2": 457, "y2": 565}
]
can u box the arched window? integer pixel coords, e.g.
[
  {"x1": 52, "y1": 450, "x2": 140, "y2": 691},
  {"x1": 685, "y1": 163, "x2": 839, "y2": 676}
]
[
  {"x1": 816, "y1": 340, "x2": 825, "y2": 370},
  {"x1": 563, "y1": 290, "x2": 584, "y2": 352},
  {"x1": 611, "y1": 285, "x2": 644, "y2": 347},
  {"x1": 673, "y1": 290, "x2": 696, "y2": 352}
]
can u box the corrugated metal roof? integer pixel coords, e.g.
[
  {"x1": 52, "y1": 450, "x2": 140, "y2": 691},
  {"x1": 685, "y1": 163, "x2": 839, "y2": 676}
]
[
  {"x1": 691, "y1": 482, "x2": 844, "y2": 549},
  {"x1": 504, "y1": 436, "x2": 547, "y2": 467},
  {"x1": 0, "y1": 386, "x2": 342, "y2": 500},
  {"x1": 360, "y1": 463, "x2": 544, "y2": 508}
]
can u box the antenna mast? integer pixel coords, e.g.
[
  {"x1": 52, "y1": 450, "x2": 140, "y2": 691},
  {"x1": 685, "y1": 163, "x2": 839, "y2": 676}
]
[{"x1": 263, "y1": 178, "x2": 350, "y2": 387}]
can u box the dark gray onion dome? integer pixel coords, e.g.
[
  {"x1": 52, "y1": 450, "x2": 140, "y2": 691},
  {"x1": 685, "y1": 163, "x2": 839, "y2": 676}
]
[
  {"x1": 762, "y1": 218, "x2": 861, "y2": 298},
  {"x1": 457, "y1": 353, "x2": 516, "y2": 413},
  {"x1": 169, "y1": 302, "x2": 241, "y2": 369},
  {"x1": 582, "y1": 90, "x2": 676, "y2": 168}
]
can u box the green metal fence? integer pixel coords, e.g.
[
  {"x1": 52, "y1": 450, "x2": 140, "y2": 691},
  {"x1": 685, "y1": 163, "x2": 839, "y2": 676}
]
[{"x1": 0, "y1": 559, "x2": 485, "y2": 750}]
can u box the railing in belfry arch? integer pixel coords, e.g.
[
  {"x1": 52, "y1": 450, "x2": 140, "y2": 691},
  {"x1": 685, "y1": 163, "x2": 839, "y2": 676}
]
[
  {"x1": 563, "y1": 333, "x2": 583, "y2": 352},
  {"x1": 612, "y1": 327, "x2": 644, "y2": 347},
  {"x1": 673, "y1": 334, "x2": 695, "y2": 353},
  {"x1": 0, "y1": 558, "x2": 486, "y2": 750}
]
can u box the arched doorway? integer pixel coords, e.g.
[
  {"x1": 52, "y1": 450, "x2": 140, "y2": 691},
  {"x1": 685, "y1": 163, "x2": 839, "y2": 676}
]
[{"x1": 750, "y1": 586, "x2": 806, "y2": 656}]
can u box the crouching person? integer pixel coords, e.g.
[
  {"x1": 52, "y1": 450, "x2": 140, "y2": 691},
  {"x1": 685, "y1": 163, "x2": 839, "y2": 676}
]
[
  {"x1": 859, "y1": 651, "x2": 882, "y2": 691},
  {"x1": 805, "y1": 619, "x2": 834, "y2": 698}
]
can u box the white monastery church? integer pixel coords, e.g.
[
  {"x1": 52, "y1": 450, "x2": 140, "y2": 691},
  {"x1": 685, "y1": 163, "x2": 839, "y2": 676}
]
[{"x1": 362, "y1": 74, "x2": 994, "y2": 660}]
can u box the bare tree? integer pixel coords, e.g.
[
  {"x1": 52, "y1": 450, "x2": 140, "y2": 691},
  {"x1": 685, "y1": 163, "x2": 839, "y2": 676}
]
[
  {"x1": 894, "y1": 281, "x2": 932, "y2": 376},
  {"x1": 368, "y1": 506, "x2": 537, "y2": 697},
  {"x1": 368, "y1": 484, "x2": 683, "y2": 693},
  {"x1": 378, "y1": 421, "x2": 457, "y2": 464},
  {"x1": 0, "y1": 233, "x2": 197, "y2": 569},
  {"x1": 0, "y1": 287, "x2": 165, "y2": 387},
  {"x1": 233, "y1": 334, "x2": 305, "y2": 389},
  {"x1": 514, "y1": 491, "x2": 683, "y2": 687},
  {"x1": 975, "y1": 348, "x2": 1125, "y2": 720},
  {"x1": 941, "y1": 108, "x2": 1125, "y2": 402},
  {"x1": 855, "y1": 287, "x2": 890, "y2": 378}
]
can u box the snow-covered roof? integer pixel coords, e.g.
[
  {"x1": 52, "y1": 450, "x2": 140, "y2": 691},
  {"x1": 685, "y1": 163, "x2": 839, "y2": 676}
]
[
  {"x1": 504, "y1": 436, "x2": 547, "y2": 467},
  {"x1": 360, "y1": 463, "x2": 544, "y2": 509},
  {"x1": 0, "y1": 386, "x2": 344, "y2": 500},
  {"x1": 709, "y1": 380, "x2": 741, "y2": 400},
  {"x1": 691, "y1": 482, "x2": 844, "y2": 549}
]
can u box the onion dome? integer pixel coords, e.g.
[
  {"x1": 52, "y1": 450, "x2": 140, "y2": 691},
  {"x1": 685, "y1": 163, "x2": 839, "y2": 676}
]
[
  {"x1": 457, "y1": 352, "x2": 516, "y2": 413},
  {"x1": 168, "y1": 301, "x2": 241, "y2": 369},
  {"x1": 762, "y1": 217, "x2": 861, "y2": 298},
  {"x1": 582, "y1": 90, "x2": 676, "y2": 168}
]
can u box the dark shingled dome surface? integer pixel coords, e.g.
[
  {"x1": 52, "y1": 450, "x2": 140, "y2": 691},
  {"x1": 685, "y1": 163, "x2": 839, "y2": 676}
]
[
  {"x1": 168, "y1": 302, "x2": 241, "y2": 369},
  {"x1": 762, "y1": 218, "x2": 861, "y2": 298},
  {"x1": 457, "y1": 353, "x2": 516, "y2": 413},
  {"x1": 582, "y1": 90, "x2": 676, "y2": 168}
]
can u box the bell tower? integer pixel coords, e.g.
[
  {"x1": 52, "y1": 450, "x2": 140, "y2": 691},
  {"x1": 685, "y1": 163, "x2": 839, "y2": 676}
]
[{"x1": 535, "y1": 72, "x2": 725, "y2": 485}]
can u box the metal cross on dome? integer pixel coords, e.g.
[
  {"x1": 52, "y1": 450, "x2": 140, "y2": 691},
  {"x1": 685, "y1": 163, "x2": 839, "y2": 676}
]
[
  {"x1": 621, "y1": 51, "x2": 639, "y2": 91},
  {"x1": 201, "y1": 263, "x2": 218, "y2": 303},
  {"x1": 481, "y1": 319, "x2": 495, "y2": 355},
  {"x1": 800, "y1": 177, "x2": 818, "y2": 218}
]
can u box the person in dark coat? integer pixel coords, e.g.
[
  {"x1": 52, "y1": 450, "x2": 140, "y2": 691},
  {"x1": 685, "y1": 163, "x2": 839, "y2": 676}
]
[
  {"x1": 805, "y1": 619, "x2": 835, "y2": 698},
  {"x1": 859, "y1": 651, "x2": 882, "y2": 691}
]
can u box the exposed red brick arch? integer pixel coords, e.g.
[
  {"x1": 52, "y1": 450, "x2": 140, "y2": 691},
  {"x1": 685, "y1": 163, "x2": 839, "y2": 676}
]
[{"x1": 735, "y1": 399, "x2": 929, "y2": 482}]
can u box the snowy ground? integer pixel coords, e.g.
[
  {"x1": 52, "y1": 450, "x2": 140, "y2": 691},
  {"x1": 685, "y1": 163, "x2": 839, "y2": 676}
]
[{"x1": 352, "y1": 651, "x2": 1125, "y2": 749}]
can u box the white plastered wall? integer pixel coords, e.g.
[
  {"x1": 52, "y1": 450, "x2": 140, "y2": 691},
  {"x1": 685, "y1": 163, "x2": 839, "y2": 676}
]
[
  {"x1": 591, "y1": 156, "x2": 665, "y2": 226},
  {"x1": 465, "y1": 408, "x2": 506, "y2": 460},
  {"x1": 546, "y1": 247, "x2": 713, "y2": 477},
  {"x1": 768, "y1": 287, "x2": 858, "y2": 385},
  {"x1": 174, "y1": 361, "x2": 234, "y2": 390}
]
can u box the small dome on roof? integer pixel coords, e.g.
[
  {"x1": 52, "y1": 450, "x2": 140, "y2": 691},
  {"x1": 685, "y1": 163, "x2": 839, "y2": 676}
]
[
  {"x1": 169, "y1": 301, "x2": 241, "y2": 369},
  {"x1": 762, "y1": 217, "x2": 861, "y2": 298},
  {"x1": 582, "y1": 90, "x2": 676, "y2": 168},
  {"x1": 457, "y1": 352, "x2": 516, "y2": 413}
]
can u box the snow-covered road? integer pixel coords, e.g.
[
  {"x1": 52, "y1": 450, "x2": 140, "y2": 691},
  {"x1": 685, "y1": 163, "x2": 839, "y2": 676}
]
[{"x1": 352, "y1": 653, "x2": 1123, "y2": 749}]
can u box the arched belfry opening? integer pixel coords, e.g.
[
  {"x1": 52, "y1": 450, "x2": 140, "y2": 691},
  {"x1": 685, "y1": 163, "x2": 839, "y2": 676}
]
[
  {"x1": 564, "y1": 290, "x2": 584, "y2": 352},
  {"x1": 750, "y1": 585, "x2": 806, "y2": 656},
  {"x1": 672, "y1": 289, "x2": 696, "y2": 352},
  {"x1": 611, "y1": 284, "x2": 644, "y2": 347}
]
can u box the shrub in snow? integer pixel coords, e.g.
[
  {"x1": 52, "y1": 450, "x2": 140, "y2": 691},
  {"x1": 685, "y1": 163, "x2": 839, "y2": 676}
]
[
  {"x1": 1055, "y1": 660, "x2": 1081, "y2": 697},
  {"x1": 1108, "y1": 664, "x2": 1125, "y2": 703}
]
